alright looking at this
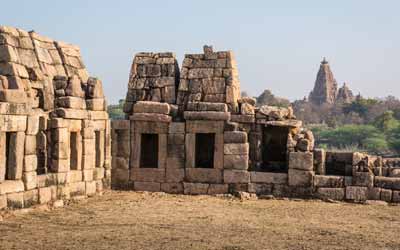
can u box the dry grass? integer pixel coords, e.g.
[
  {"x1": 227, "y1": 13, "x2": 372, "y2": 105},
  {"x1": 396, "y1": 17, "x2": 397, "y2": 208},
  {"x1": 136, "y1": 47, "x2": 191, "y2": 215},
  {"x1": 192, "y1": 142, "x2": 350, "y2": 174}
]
[{"x1": 0, "y1": 191, "x2": 399, "y2": 250}]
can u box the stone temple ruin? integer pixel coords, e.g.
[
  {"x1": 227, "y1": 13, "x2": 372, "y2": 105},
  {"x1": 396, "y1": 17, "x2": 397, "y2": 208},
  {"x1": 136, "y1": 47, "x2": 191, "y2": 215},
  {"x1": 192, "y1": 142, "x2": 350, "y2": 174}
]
[
  {"x1": 0, "y1": 26, "x2": 400, "y2": 210},
  {"x1": 0, "y1": 26, "x2": 110, "y2": 209}
]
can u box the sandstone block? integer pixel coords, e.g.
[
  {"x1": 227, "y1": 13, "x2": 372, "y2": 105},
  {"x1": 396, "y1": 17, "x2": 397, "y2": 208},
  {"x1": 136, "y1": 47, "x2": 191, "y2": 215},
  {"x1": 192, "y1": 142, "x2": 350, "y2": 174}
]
[
  {"x1": 224, "y1": 143, "x2": 249, "y2": 155},
  {"x1": 368, "y1": 187, "x2": 381, "y2": 200},
  {"x1": 183, "y1": 111, "x2": 230, "y2": 121},
  {"x1": 7, "y1": 192, "x2": 24, "y2": 208},
  {"x1": 112, "y1": 157, "x2": 129, "y2": 170},
  {"x1": 93, "y1": 167, "x2": 105, "y2": 180},
  {"x1": 208, "y1": 184, "x2": 229, "y2": 194},
  {"x1": 56, "y1": 96, "x2": 86, "y2": 109},
  {"x1": 186, "y1": 168, "x2": 222, "y2": 184},
  {"x1": 26, "y1": 115, "x2": 40, "y2": 135},
  {"x1": 250, "y1": 172, "x2": 288, "y2": 184},
  {"x1": 183, "y1": 182, "x2": 209, "y2": 195},
  {"x1": 0, "y1": 180, "x2": 24, "y2": 195},
  {"x1": 230, "y1": 114, "x2": 255, "y2": 123},
  {"x1": 393, "y1": 191, "x2": 400, "y2": 203},
  {"x1": 161, "y1": 183, "x2": 183, "y2": 194},
  {"x1": 85, "y1": 181, "x2": 97, "y2": 196},
  {"x1": 38, "y1": 187, "x2": 52, "y2": 204},
  {"x1": 85, "y1": 98, "x2": 105, "y2": 111},
  {"x1": 0, "y1": 89, "x2": 27, "y2": 103},
  {"x1": 313, "y1": 175, "x2": 344, "y2": 188},
  {"x1": 133, "y1": 101, "x2": 170, "y2": 114},
  {"x1": 83, "y1": 169, "x2": 94, "y2": 181},
  {"x1": 130, "y1": 168, "x2": 165, "y2": 182},
  {"x1": 130, "y1": 113, "x2": 171, "y2": 123},
  {"x1": 168, "y1": 122, "x2": 185, "y2": 134},
  {"x1": 288, "y1": 169, "x2": 314, "y2": 187},
  {"x1": 23, "y1": 155, "x2": 38, "y2": 172},
  {"x1": 248, "y1": 183, "x2": 273, "y2": 195},
  {"x1": 345, "y1": 186, "x2": 368, "y2": 202},
  {"x1": 223, "y1": 155, "x2": 249, "y2": 170},
  {"x1": 1, "y1": 115, "x2": 26, "y2": 131},
  {"x1": 111, "y1": 120, "x2": 130, "y2": 130},
  {"x1": 165, "y1": 168, "x2": 185, "y2": 183},
  {"x1": 353, "y1": 172, "x2": 374, "y2": 188},
  {"x1": 111, "y1": 168, "x2": 130, "y2": 186},
  {"x1": 0, "y1": 195, "x2": 6, "y2": 209},
  {"x1": 289, "y1": 152, "x2": 314, "y2": 171},
  {"x1": 166, "y1": 157, "x2": 185, "y2": 169},
  {"x1": 316, "y1": 188, "x2": 345, "y2": 201},
  {"x1": 23, "y1": 189, "x2": 38, "y2": 207},
  {"x1": 134, "y1": 182, "x2": 161, "y2": 192},
  {"x1": 223, "y1": 170, "x2": 250, "y2": 184},
  {"x1": 69, "y1": 181, "x2": 86, "y2": 196},
  {"x1": 186, "y1": 120, "x2": 224, "y2": 133},
  {"x1": 224, "y1": 131, "x2": 247, "y2": 143},
  {"x1": 186, "y1": 102, "x2": 228, "y2": 112},
  {"x1": 23, "y1": 171, "x2": 37, "y2": 190},
  {"x1": 374, "y1": 177, "x2": 400, "y2": 190}
]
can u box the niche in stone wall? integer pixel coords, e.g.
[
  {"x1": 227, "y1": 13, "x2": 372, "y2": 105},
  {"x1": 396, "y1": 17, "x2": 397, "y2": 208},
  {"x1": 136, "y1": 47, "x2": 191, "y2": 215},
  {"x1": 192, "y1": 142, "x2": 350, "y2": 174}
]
[
  {"x1": 140, "y1": 134, "x2": 159, "y2": 168},
  {"x1": 70, "y1": 132, "x2": 79, "y2": 170},
  {"x1": 261, "y1": 126, "x2": 289, "y2": 172},
  {"x1": 195, "y1": 133, "x2": 215, "y2": 168}
]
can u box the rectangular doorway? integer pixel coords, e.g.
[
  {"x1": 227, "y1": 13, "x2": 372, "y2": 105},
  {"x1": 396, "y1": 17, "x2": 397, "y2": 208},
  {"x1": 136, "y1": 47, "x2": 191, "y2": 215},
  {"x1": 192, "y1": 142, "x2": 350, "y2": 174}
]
[
  {"x1": 195, "y1": 133, "x2": 215, "y2": 168},
  {"x1": 70, "y1": 132, "x2": 79, "y2": 170},
  {"x1": 140, "y1": 134, "x2": 159, "y2": 168},
  {"x1": 262, "y1": 126, "x2": 289, "y2": 172}
]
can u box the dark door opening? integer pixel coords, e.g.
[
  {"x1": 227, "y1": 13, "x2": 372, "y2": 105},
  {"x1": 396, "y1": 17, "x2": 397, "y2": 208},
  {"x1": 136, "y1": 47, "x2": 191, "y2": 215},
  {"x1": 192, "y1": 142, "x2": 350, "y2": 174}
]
[
  {"x1": 5, "y1": 132, "x2": 11, "y2": 180},
  {"x1": 262, "y1": 126, "x2": 289, "y2": 172},
  {"x1": 95, "y1": 131, "x2": 101, "y2": 168},
  {"x1": 140, "y1": 134, "x2": 159, "y2": 168},
  {"x1": 36, "y1": 131, "x2": 47, "y2": 175},
  {"x1": 70, "y1": 132, "x2": 79, "y2": 170},
  {"x1": 195, "y1": 133, "x2": 215, "y2": 168}
]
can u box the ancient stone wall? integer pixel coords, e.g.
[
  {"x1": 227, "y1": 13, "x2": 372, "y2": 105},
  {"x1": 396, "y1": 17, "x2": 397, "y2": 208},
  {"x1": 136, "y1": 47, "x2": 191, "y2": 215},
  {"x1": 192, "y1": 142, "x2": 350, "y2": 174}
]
[
  {"x1": 111, "y1": 46, "x2": 400, "y2": 203},
  {"x1": 0, "y1": 26, "x2": 110, "y2": 210}
]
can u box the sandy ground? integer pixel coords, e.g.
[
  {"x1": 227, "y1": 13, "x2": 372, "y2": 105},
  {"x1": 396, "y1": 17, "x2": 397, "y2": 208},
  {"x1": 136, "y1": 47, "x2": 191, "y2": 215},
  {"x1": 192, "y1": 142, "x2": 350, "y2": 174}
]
[{"x1": 0, "y1": 191, "x2": 399, "y2": 250}]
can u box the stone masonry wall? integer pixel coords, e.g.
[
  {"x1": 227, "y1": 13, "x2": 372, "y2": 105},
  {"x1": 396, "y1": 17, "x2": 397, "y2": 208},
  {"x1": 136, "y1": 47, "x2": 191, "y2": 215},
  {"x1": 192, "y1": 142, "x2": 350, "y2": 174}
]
[{"x1": 0, "y1": 26, "x2": 109, "y2": 210}]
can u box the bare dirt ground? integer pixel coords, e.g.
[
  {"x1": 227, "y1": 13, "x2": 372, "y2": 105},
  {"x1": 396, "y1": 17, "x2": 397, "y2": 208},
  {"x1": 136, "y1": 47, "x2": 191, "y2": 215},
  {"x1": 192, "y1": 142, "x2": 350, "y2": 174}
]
[{"x1": 0, "y1": 191, "x2": 399, "y2": 250}]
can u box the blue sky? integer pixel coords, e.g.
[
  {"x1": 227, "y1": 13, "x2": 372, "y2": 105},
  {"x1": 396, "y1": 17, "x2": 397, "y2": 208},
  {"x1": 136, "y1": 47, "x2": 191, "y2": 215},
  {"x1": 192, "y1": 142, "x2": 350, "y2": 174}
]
[{"x1": 2, "y1": 0, "x2": 399, "y2": 104}]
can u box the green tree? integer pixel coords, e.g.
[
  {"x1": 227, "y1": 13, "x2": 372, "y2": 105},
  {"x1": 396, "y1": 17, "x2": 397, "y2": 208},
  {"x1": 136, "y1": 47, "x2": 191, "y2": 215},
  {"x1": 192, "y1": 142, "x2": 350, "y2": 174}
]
[{"x1": 107, "y1": 99, "x2": 125, "y2": 120}]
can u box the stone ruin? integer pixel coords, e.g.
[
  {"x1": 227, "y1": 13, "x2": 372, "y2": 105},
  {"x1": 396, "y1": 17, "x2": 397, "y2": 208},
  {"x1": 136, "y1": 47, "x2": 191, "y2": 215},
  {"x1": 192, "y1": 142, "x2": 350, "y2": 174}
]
[
  {"x1": 110, "y1": 45, "x2": 400, "y2": 203},
  {"x1": 0, "y1": 26, "x2": 110, "y2": 209},
  {"x1": 1, "y1": 26, "x2": 400, "y2": 211}
]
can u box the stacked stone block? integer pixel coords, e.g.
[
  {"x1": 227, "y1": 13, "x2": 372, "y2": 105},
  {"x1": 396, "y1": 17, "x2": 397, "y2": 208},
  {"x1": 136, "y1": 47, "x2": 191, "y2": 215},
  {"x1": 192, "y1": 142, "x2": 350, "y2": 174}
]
[
  {"x1": 177, "y1": 46, "x2": 240, "y2": 112},
  {"x1": 124, "y1": 53, "x2": 179, "y2": 115},
  {"x1": 0, "y1": 26, "x2": 109, "y2": 210}
]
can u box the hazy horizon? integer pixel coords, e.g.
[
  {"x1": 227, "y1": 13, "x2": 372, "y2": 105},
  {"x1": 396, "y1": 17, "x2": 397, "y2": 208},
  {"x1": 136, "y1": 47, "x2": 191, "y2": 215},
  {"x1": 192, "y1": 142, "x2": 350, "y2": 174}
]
[{"x1": 2, "y1": 0, "x2": 399, "y2": 104}]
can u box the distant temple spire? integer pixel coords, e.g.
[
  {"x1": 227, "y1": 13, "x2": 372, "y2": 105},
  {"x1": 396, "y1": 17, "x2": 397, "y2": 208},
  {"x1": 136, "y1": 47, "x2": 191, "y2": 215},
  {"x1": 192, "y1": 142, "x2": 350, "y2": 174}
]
[
  {"x1": 321, "y1": 57, "x2": 328, "y2": 64},
  {"x1": 308, "y1": 57, "x2": 338, "y2": 105}
]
